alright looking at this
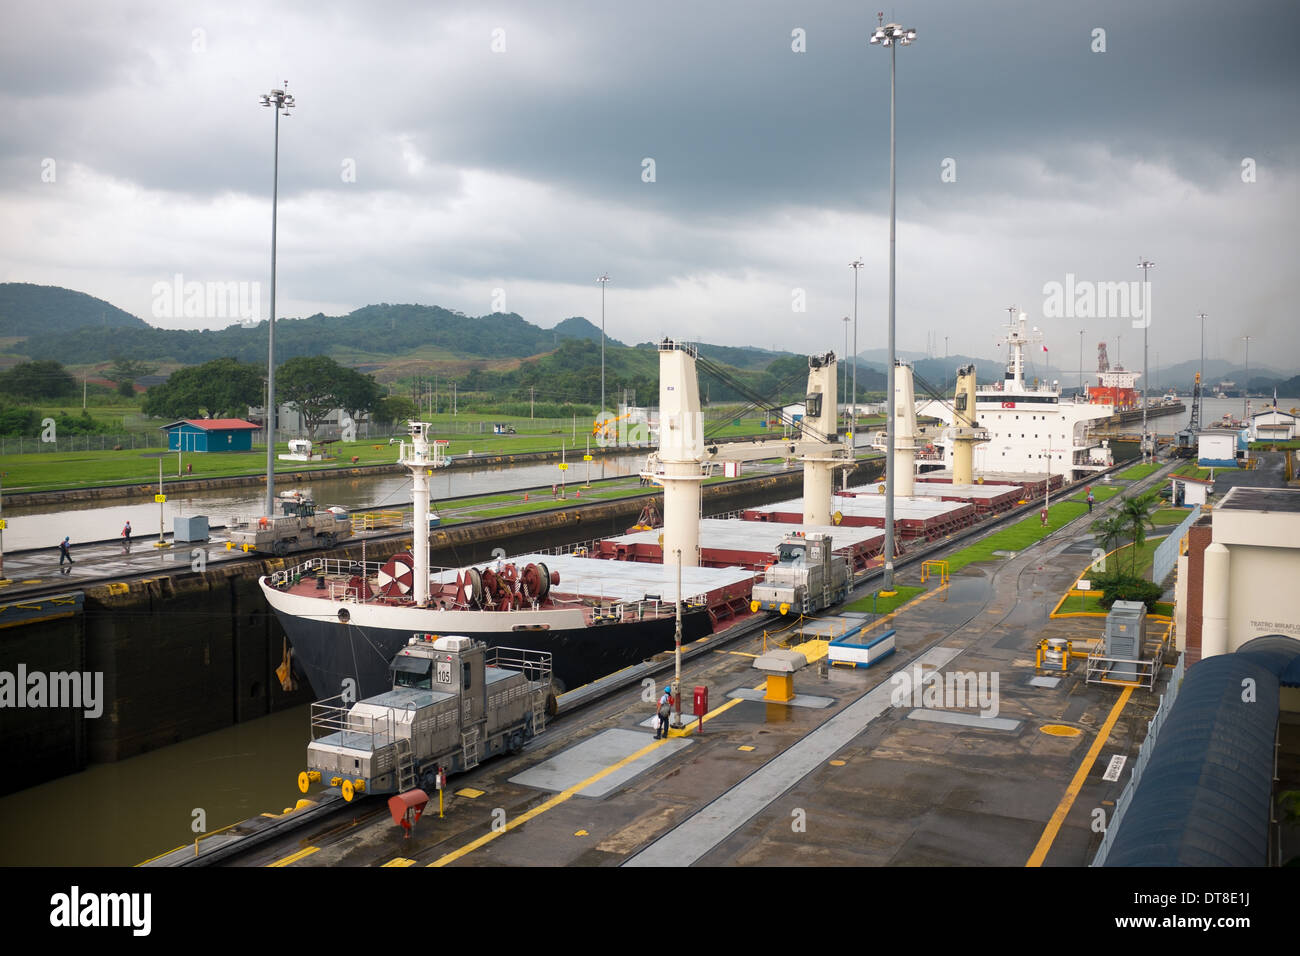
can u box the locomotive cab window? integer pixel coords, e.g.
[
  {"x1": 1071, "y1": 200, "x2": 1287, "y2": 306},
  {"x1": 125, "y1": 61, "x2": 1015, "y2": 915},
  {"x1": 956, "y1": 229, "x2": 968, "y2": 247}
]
[{"x1": 392, "y1": 655, "x2": 433, "y2": 690}]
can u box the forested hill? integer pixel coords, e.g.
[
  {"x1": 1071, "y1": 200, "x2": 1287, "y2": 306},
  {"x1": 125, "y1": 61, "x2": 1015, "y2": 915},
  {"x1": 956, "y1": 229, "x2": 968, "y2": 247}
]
[
  {"x1": 10, "y1": 293, "x2": 622, "y2": 365},
  {"x1": 0, "y1": 283, "x2": 148, "y2": 337}
]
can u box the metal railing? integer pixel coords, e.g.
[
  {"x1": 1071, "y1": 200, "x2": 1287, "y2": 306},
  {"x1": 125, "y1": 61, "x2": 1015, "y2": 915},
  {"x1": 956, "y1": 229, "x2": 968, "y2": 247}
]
[
  {"x1": 1091, "y1": 653, "x2": 1185, "y2": 866},
  {"x1": 1152, "y1": 505, "x2": 1201, "y2": 586},
  {"x1": 1084, "y1": 653, "x2": 1162, "y2": 690},
  {"x1": 310, "y1": 693, "x2": 395, "y2": 746},
  {"x1": 350, "y1": 510, "x2": 410, "y2": 532},
  {"x1": 485, "y1": 646, "x2": 553, "y2": 684}
]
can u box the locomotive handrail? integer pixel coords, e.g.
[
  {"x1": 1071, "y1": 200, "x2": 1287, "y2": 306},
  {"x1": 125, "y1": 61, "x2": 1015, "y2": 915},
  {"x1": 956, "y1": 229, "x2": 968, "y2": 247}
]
[
  {"x1": 486, "y1": 645, "x2": 553, "y2": 684},
  {"x1": 309, "y1": 693, "x2": 397, "y2": 747}
]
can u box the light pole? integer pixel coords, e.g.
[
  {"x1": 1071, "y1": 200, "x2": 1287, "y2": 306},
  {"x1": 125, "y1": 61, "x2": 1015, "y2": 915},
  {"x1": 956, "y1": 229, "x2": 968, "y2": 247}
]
[
  {"x1": 869, "y1": 16, "x2": 915, "y2": 590},
  {"x1": 842, "y1": 316, "x2": 850, "y2": 432},
  {"x1": 597, "y1": 273, "x2": 610, "y2": 474},
  {"x1": 1136, "y1": 257, "x2": 1154, "y2": 460},
  {"x1": 260, "y1": 83, "x2": 295, "y2": 515},
  {"x1": 1197, "y1": 312, "x2": 1206, "y2": 393},
  {"x1": 1241, "y1": 335, "x2": 1252, "y2": 422},
  {"x1": 850, "y1": 258, "x2": 863, "y2": 423},
  {"x1": 1078, "y1": 329, "x2": 1085, "y2": 399}
]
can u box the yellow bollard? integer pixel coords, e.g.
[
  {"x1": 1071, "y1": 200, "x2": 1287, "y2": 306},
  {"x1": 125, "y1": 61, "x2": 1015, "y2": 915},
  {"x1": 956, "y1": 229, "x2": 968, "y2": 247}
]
[{"x1": 764, "y1": 673, "x2": 794, "y2": 703}]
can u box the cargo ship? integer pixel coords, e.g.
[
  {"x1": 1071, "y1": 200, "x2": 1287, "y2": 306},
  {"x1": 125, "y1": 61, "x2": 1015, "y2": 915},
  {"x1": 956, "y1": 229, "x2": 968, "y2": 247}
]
[
  {"x1": 916, "y1": 310, "x2": 1115, "y2": 479},
  {"x1": 259, "y1": 422, "x2": 752, "y2": 699}
]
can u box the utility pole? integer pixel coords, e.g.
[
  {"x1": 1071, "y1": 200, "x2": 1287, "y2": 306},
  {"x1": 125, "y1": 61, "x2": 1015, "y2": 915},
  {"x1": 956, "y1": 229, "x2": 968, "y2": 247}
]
[
  {"x1": 673, "y1": 549, "x2": 682, "y2": 730},
  {"x1": 1136, "y1": 256, "x2": 1154, "y2": 461},
  {"x1": 1242, "y1": 335, "x2": 1253, "y2": 422},
  {"x1": 842, "y1": 316, "x2": 850, "y2": 433},
  {"x1": 598, "y1": 273, "x2": 610, "y2": 479},
  {"x1": 1197, "y1": 313, "x2": 1206, "y2": 394},
  {"x1": 530, "y1": 385, "x2": 535, "y2": 419},
  {"x1": 1078, "y1": 329, "x2": 1085, "y2": 399},
  {"x1": 850, "y1": 259, "x2": 863, "y2": 422}
]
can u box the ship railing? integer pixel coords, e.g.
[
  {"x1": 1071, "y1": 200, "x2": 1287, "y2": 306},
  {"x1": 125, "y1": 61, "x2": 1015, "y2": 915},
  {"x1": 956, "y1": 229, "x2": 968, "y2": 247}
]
[
  {"x1": 309, "y1": 694, "x2": 396, "y2": 748},
  {"x1": 486, "y1": 646, "x2": 553, "y2": 685},
  {"x1": 534, "y1": 538, "x2": 601, "y2": 558}
]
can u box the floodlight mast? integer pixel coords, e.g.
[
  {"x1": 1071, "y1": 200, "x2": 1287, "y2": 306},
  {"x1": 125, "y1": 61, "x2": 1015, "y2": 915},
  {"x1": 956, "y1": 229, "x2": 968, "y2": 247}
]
[
  {"x1": 869, "y1": 17, "x2": 916, "y2": 589},
  {"x1": 260, "y1": 84, "x2": 295, "y2": 514}
]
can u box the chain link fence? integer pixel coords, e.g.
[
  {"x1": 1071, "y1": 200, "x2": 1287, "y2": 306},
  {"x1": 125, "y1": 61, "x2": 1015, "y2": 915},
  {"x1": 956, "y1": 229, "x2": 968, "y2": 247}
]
[{"x1": 0, "y1": 432, "x2": 167, "y2": 455}]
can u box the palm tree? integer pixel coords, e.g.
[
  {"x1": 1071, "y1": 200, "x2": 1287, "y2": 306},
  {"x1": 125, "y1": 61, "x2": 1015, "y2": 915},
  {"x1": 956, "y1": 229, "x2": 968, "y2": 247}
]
[
  {"x1": 1119, "y1": 491, "x2": 1160, "y2": 576},
  {"x1": 1091, "y1": 514, "x2": 1125, "y2": 575}
]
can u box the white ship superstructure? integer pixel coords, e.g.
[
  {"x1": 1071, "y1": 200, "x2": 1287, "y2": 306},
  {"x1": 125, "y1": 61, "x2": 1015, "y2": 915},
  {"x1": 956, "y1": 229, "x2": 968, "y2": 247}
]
[{"x1": 918, "y1": 310, "x2": 1114, "y2": 480}]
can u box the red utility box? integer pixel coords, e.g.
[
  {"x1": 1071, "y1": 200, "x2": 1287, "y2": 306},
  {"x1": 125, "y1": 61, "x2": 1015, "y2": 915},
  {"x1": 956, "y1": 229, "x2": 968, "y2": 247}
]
[{"x1": 693, "y1": 685, "x2": 708, "y2": 716}]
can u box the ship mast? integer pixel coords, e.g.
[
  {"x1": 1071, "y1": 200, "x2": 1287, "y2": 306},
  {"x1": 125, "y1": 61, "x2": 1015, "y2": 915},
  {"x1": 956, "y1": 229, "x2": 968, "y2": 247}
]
[
  {"x1": 399, "y1": 421, "x2": 434, "y2": 606},
  {"x1": 997, "y1": 307, "x2": 1043, "y2": 392}
]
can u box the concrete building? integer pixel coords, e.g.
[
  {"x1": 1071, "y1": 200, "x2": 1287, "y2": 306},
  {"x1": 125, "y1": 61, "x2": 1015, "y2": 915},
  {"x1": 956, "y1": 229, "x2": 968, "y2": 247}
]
[{"x1": 1176, "y1": 488, "x2": 1300, "y2": 703}]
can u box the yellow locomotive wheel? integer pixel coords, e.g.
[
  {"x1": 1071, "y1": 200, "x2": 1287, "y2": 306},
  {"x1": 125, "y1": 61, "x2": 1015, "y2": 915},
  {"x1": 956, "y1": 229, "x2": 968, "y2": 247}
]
[
  {"x1": 341, "y1": 779, "x2": 355, "y2": 802},
  {"x1": 297, "y1": 771, "x2": 310, "y2": 794}
]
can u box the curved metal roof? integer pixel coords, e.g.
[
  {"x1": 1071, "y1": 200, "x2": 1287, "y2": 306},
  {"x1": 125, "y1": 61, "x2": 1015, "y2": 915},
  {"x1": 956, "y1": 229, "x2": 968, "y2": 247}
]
[{"x1": 1104, "y1": 635, "x2": 1300, "y2": 867}]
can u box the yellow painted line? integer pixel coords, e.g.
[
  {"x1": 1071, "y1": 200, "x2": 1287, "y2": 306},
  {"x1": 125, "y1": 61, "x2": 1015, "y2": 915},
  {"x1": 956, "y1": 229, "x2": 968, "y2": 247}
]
[
  {"x1": 429, "y1": 740, "x2": 665, "y2": 866},
  {"x1": 267, "y1": 845, "x2": 319, "y2": 867},
  {"x1": 574, "y1": 829, "x2": 589, "y2": 837},
  {"x1": 714, "y1": 650, "x2": 758, "y2": 658},
  {"x1": 738, "y1": 745, "x2": 755, "y2": 752},
  {"x1": 1026, "y1": 685, "x2": 1134, "y2": 867},
  {"x1": 382, "y1": 857, "x2": 416, "y2": 867},
  {"x1": 829, "y1": 759, "x2": 846, "y2": 766},
  {"x1": 456, "y1": 788, "x2": 484, "y2": 798},
  {"x1": 429, "y1": 692, "x2": 749, "y2": 867}
]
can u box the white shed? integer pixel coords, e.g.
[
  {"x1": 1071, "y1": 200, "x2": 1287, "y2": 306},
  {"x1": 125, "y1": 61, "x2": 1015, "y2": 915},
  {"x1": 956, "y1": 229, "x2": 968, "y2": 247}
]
[{"x1": 1251, "y1": 408, "x2": 1296, "y2": 442}]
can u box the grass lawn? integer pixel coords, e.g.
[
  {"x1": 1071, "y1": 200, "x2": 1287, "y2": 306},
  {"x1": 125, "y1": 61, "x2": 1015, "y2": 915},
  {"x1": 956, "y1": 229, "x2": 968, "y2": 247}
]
[
  {"x1": 0, "y1": 440, "x2": 411, "y2": 493},
  {"x1": 1118, "y1": 462, "x2": 1161, "y2": 480},
  {"x1": 1069, "y1": 484, "x2": 1122, "y2": 503},
  {"x1": 1249, "y1": 439, "x2": 1300, "y2": 450},
  {"x1": 844, "y1": 584, "x2": 926, "y2": 615},
  {"x1": 1101, "y1": 536, "x2": 1165, "y2": 578},
  {"x1": 1171, "y1": 462, "x2": 1216, "y2": 481},
  {"x1": 1151, "y1": 507, "x2": 1193, "y2": 526},
  {"x1": 944, "y1": 501, "x2": 1088, "y2": 572},
  {"x1": 1058, "y1": 591, "x2": 1174, "y2": 616}
]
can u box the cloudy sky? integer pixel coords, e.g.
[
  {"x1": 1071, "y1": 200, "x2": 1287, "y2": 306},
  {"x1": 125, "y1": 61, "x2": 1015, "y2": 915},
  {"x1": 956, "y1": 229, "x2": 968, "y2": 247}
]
[{"x1": 1, "y1": 0, "x2": 1297, "y2": 371}]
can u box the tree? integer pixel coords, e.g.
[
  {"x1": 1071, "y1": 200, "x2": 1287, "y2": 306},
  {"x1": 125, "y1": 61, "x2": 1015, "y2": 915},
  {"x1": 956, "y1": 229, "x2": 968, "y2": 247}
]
[
  {"x1": 277, "y1": 355, "x2": 350, "y2": 440},
  {"x1": 374, "y1": 394, "x2": 416, "y2": 426},
  {"x1": 1090, "y1": 513, "x2": 1126, "y2": 572},
  {"x1": 1119, "y1": 491, "x2": 1160, "y2": 576},
  {"x1": 0, "y1": 403, "x2": 40, "y2": 436},
  {"x1": 333, "y1": 366, "x2": 383, "y2": 434},
  {"x1": 106, "y1": 358, "x2": 157, "y2": 398},
  {"x1": 142, "y1": 358, "x2": 264, "y2": 420},
  {"x1": 0, "y1": 360, "x2": 76, "y2": 399}
]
